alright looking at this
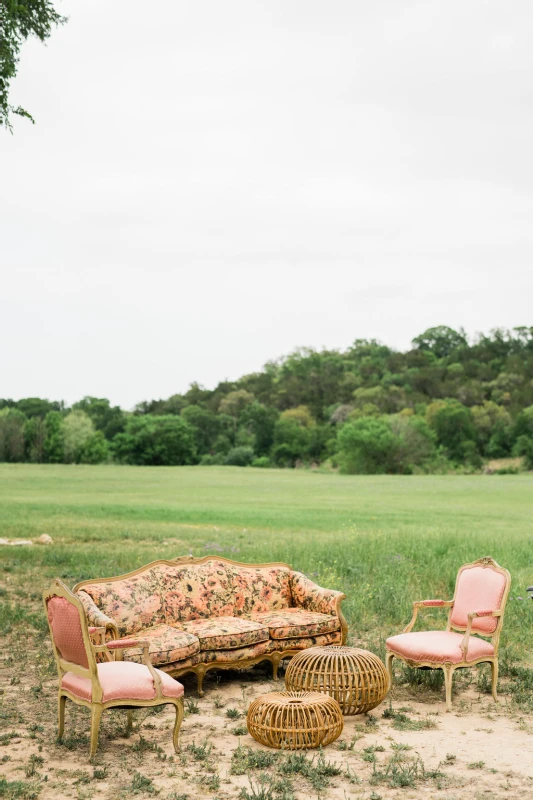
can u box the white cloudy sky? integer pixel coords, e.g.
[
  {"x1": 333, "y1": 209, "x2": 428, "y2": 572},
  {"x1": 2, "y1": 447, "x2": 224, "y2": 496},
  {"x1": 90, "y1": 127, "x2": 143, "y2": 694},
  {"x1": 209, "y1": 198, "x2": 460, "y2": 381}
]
[{"x1": 2, "y1": 0, "x2": 532, "y2": 409}]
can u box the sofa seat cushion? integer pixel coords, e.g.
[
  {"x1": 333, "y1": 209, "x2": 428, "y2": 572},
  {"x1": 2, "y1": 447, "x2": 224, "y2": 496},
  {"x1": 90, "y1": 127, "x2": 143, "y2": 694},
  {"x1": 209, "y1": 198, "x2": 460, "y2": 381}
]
[
  {"x1": 386, "y1": 631, "x2": 495, "y2": 665},
  {"x1": 62, "y1": 662, "x2": 184, "y2": 702},
  {"x1": 120, "y1": 624, "x2": 200, "y2": 666},
  {"x1": 249, "y1": 609, "x2": 340, "y2": 640},
  {"x1": 179, "y1": 616, "x2": 269, "y2": 651}
]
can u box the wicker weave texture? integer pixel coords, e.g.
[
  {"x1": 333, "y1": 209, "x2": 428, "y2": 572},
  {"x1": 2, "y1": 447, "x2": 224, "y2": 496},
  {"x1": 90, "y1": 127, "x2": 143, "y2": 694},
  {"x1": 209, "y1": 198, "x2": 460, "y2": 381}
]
[
  {"x1": 285, "y1": 646, "x2": 389, "y2": 715},
  {"x1": 246, "y1": 691, "x2": 343, "y2": 749}
]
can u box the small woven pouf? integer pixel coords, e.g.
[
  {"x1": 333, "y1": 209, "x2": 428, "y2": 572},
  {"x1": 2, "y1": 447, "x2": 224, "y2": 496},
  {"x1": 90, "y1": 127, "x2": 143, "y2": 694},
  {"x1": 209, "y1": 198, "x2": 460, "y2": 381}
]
[
  {"x1": 246, "y1": 691, "x2": 343, "y2": 749},
  {"x1": 285, "y1": 646, "x2": 389, "y2": 715}
]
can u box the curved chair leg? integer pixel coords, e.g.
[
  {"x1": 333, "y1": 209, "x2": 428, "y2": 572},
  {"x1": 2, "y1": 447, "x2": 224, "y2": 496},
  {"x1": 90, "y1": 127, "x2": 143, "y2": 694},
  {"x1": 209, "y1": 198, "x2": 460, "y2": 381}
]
[
  {"x1": 89, "y1": 704, "x2": 103, "y2": 758},
  {"x1": 443, "y1": 665, "x2": 454, "y2": 712},
  {"x1": 172, "y1": 699, "x2": 184, "y2": 753},
  {"x1": 385, "y1": 652, "x2": 394, "y2": 689},
  {"x1": 196, "y1": 665, "x2": 206, "y2": 697},
  {"x1": 490, "y1": 660, "x2": 499, "y2": 703},
  {"x1": 271, "y1": 654, "x2": 281, "y2": 681},
  {"x1": 58, "y1": 694, "x2": 66, "y2": 739}
]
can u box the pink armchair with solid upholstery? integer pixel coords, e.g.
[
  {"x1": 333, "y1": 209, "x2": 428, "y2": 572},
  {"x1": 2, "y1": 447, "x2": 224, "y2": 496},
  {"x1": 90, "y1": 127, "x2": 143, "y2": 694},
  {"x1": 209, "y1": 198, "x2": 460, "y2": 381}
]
[
  {"x1": 385, "y1": 557, "x2": 511, "y2": 711},
  {"x1": 43, "y1": 579, "x2": 185, "y2": 758}
]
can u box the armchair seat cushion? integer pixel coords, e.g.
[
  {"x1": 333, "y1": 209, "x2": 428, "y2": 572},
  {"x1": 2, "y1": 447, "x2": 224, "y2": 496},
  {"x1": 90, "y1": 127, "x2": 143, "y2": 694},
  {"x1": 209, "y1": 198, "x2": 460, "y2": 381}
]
[
  {"x1": 249, "y1": 609, "x2": 340, "y2": 640},
  {"x1": 386, "y1": 631, "x2": 495, "y2": 664},
  {"x1": 119, "y1": 624, "x2": 200, "y2": 666},
  {"x1": 179, "y1": 616, "x2": 269, "y2": 651},
  {"x1": 62, "y1": 662, "x2": 185, "y2": 702}
]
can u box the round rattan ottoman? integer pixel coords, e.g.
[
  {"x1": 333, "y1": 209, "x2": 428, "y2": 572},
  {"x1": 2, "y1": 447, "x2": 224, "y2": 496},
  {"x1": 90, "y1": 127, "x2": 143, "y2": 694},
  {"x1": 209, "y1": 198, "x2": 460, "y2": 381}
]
[
  {"x1": 246, "y1": 691, "x2": 343, "y2": 749},
  {"x1": 285, "y1": 646, "x2": 389, "y2": 715}
]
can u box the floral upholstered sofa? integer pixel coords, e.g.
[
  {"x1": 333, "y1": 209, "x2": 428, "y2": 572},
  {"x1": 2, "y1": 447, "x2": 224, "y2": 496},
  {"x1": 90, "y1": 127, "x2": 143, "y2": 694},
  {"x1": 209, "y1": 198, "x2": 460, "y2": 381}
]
[{"x1": 73, "y1": 556, "x2": 347, "y2": 695}]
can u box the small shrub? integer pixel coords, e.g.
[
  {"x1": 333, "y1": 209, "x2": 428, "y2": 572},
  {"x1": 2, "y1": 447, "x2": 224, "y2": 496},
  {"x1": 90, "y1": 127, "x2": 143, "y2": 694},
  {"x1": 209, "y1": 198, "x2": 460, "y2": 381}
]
[
  {"x1": 251, "y1": 456, "x2": 271, "y2": 468},
  {"x1": 130, "y1": 772, "x2": 155, "y2": 794},
  {"x1": 225, "y1": 447, "x2": 255, "y2": 467}
]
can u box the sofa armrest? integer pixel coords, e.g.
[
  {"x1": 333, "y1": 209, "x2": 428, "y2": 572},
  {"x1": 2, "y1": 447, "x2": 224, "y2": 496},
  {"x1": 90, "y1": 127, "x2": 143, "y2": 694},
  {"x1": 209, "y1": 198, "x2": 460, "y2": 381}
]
[
  {"x1": 77, "y1": 590, "x2": 118, "y2": 638},
  {"x1": 290, "y1": 571, "x2": 347, "y2": 643}
]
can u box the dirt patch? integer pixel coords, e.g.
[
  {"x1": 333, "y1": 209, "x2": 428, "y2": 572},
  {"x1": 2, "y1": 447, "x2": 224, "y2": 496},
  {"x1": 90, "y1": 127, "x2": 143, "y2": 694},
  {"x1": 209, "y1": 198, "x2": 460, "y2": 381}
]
[{"x1": 1, "y1": 654, "x2": 532, "y2": 800}]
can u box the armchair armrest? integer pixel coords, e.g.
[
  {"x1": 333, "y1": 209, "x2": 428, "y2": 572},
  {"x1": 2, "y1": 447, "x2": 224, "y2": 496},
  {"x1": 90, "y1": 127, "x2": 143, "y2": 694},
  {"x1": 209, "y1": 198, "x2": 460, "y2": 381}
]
[
  {"x1": 77, "y1": 591, "x2": 118, "y2": 638},
  {"x1": 460, "y1": 609, "x2": 501, "y2": 659},
  {"x1": 403, "y1": 599, "x2": 454, "y2": 633},
  {"x1": 93, "y1": 639, "x2": 163, "y2": 696}
]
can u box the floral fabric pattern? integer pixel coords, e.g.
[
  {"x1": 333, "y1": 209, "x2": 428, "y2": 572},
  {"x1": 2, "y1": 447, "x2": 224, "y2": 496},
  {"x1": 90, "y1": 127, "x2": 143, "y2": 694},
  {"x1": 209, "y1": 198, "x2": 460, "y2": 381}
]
[
  {"x1": 290, "y1": 572, "x2": 344, "y2": 615},
  {"x1": 227, "y1": 565, "x2": 292, "y2": 616},
  {"x1": 249, "y1": 609, "x2": 340, "y2": 640},
  {"x1": 179, "y1": 616, "x2": 269, "y2": 651},
  {"x1": 118, "y1": 624, "x2": 200, "y2": 666}
]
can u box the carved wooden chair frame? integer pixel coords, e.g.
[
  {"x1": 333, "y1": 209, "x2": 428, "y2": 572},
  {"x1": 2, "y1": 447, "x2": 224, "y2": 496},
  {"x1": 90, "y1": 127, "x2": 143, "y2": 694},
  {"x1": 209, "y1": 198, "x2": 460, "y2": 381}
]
[
  {"x1": 43, "y1": 578, "x2": 184, "y2": 757},
  {"x1": 74, "y1": 555, "x2": 348, "y2": 697},
  {"x1": 386, "y1": 557, "x2": 511, "y2": 711}
]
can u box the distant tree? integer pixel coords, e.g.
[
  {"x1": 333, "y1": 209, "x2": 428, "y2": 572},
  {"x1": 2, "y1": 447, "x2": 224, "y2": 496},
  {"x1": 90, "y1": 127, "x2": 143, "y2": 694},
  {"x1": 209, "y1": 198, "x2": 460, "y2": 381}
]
[
  {"x1": 412, "y1": 326, "x2": 468, "y2": 359},
  {"x1": 73, "y1": 396, "x2": 126, "y2": 440},
  {"x1": 80, "y1": 431, "x2": 109, "y2": 464},
  {"x1": 426, "y1": 399, "x2": 479, "y2": 462},
  {"x1": 272, "y1": 418, "x2": 312, "y2": 466},
  {"x1": 219, "y1": 390, "x2": 255, "y2": 434},
  {"x1": 389, "y1": 415, "x2": 436, "y2": 472},
  {"x1": 337, "y1": 417, "x2": 398, "y2": 474},
  {"x1": 512, "y1": 405, "x2": 533, "y2": 468},
  {"x1": 63, "y1": 410, "x2": 108, "y2": 464},
  {"x1": 279, "y1": 405, "x2": 315, "y2": 428},
  {"x1": 471, "y1": 401, "x2": 512, "y2": 458},
  {"x1": 1, "y1": 0, "x2": 66, "y2": 130},
  {"x1": 0, "y1": 408, "x2": 26, "y2": 461},
  {"x1": 239, "y1": 402, "x2": 279, "y2": 456},
  {"x1": 43, "y1": 410, "x2": 64, "y2": 463},
  {"x1": 112, "y1": 415, "x2": 197, "y2": 466},
  {"x1": 329, "y1": 404, "x2": 354, "y2": 425},
  {"x1": 24, "y1": 415, "x2": 46, "y2": 462},
  {"x1": 15, "y1": 397, "x2": 62, "y2": 417},
  {"x1": 181, "y1": 405, "x2": 220, "y2": 455}
]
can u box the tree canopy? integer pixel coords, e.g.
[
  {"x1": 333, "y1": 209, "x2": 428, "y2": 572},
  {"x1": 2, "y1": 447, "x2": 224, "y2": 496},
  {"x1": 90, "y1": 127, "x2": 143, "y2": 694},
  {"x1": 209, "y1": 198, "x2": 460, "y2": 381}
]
[
  {"x1": 2, "y1": 325, "x2": 533, "y2": 472},
  {"x1": 1, "y1": 0, "x2": 65, "y2": 130}
]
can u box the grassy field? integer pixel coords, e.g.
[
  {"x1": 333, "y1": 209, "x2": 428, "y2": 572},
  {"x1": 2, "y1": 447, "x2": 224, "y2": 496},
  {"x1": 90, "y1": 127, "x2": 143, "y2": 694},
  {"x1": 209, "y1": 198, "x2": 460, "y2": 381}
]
[
  {"x1": 2, "y1": 463, "x2": 533, "y2": 660},
  {"x1": 2, "y1": 464, "x2": 533, "y2": 799}
]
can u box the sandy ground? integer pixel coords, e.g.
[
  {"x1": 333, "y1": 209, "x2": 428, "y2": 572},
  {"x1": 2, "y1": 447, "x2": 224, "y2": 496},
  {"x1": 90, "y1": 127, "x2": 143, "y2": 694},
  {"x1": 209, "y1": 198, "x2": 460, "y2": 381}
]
[{"x1": 2, "y1": 659, "x2": 533, "y2": 800}]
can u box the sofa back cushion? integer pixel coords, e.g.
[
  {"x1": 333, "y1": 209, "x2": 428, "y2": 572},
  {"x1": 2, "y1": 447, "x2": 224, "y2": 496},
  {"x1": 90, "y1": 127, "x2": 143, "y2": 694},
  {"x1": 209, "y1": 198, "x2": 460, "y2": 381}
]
[
  {"x1": 78, "y1": 559, "x2": 293, "y2": 635},
  {"x1": 79, "y1": 566, "x2": 167, "y2": 636},
  {"x1": 227, "y1": 564, "x2": 292, "y2": 616}
]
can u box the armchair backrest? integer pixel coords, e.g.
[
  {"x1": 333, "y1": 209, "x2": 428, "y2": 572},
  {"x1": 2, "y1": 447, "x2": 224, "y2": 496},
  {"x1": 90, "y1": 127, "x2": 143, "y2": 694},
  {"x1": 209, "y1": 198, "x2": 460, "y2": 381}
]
[
  {"x1": 449, "y1": 557, "x2": 510, "y2": 636},
  {"x1": 44, "y1": 579, "x2": 98, "y2": 678}
]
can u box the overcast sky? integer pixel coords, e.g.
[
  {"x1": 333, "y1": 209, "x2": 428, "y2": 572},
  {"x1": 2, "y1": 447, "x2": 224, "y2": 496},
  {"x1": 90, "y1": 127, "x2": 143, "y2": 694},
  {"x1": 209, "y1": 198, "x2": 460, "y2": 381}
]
[{"x1": 2, "y1": 0, "x2": 532, "y2": 409}]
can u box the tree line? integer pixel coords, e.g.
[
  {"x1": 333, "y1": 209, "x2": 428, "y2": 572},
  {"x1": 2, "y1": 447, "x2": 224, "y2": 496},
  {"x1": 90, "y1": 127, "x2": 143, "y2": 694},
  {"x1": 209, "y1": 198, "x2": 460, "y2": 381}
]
[{"x1": 1, "y1": 326, "x2": 533, "y2": 473}]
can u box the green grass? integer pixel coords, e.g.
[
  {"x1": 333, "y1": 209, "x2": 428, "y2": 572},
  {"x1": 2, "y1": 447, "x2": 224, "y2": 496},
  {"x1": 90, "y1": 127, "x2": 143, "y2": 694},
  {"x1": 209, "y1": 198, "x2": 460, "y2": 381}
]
[{"x1": 1, "y1": 464, "x2": 533, "y2": 663}]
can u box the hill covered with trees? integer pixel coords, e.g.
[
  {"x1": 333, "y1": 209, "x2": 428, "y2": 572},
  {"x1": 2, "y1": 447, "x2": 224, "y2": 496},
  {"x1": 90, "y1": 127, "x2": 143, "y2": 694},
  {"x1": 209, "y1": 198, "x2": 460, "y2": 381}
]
[{"x1": 2, "y1": 326, "x2": 533, "y2": 473}]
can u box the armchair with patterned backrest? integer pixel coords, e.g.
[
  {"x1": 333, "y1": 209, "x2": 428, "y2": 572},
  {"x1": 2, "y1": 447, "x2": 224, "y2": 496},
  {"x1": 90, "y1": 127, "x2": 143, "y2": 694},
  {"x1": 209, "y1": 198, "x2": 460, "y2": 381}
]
[
  {"x1": 385, "y1": 557, "x2": 511, "y2": 711},
  {"x1": 43, "y1": 579, "x2": 185, "y2": 758}
]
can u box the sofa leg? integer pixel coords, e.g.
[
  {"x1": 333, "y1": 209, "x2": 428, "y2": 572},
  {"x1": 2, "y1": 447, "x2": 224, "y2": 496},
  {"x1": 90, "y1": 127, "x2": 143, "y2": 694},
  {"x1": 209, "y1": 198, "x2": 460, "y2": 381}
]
[
  {"x1": 271, "y1": 654, "x2": 281, "y2": 681},
  {"x1": 196, "y1": 665, "x2": 206, "y2": 697}
]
